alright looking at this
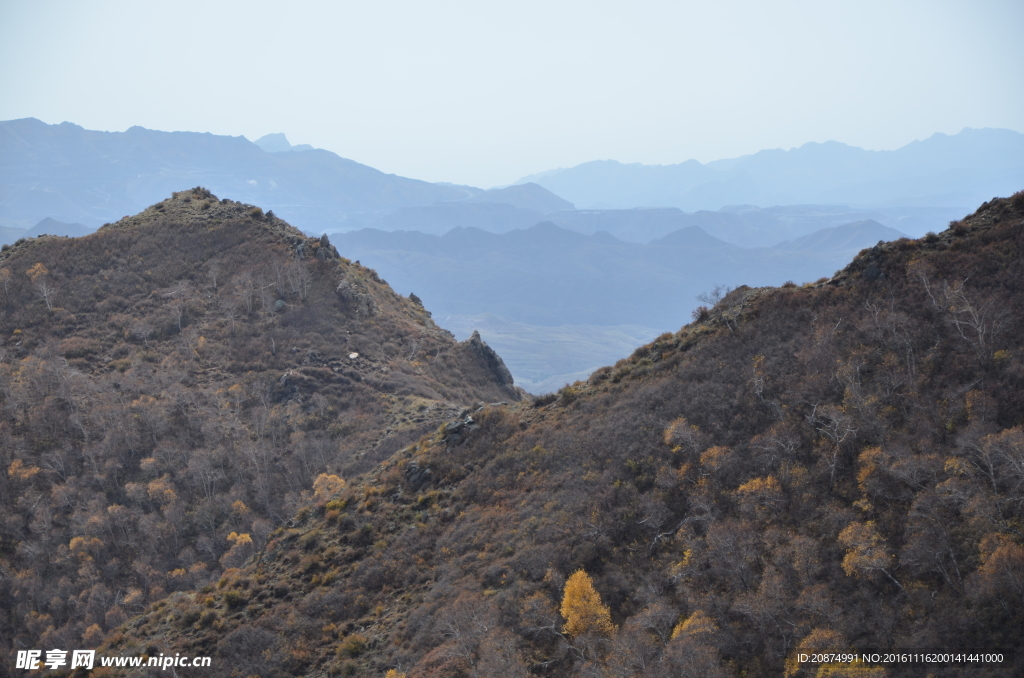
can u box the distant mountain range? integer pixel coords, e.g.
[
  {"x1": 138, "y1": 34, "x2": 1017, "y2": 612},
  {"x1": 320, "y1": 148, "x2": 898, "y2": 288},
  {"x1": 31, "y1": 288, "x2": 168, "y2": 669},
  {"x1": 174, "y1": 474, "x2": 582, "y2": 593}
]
[
  {"x1": 342, "y1": 182, "x2": 573, "y2": 236},
  {"x1": 4, "y1": 119, "x2": 1018, "y2": 245},
  {"x1": 0, "y1": 216, "x2": 93, "y2": 246},
  {"x1": 343, "y1": 196, "x2": 953, "y2": 245},
  {"x1": 0, "y1": 118, "x2": 477, "y2": 231},
  {"x1": 332, "y1": 218, "x2": 906, "y2": 391},
  {"x1": 468, "y1": 203, "x2": 942, "y2": 245},
  {"x1": 516, "y1": 127, "x2": 1024, "y2": 212}
]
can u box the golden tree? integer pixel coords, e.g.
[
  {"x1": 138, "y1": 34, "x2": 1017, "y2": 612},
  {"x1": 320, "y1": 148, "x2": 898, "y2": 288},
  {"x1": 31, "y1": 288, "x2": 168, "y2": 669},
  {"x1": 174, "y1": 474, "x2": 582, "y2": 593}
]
[
  {"x1": 838, "y1": 521, "x2": 905, "y2": 592},
  {"x1": 313, "y1": 473, "x2": 346, "y2": 501},
  {"x1": 560, "y1": 569, "x2": 615, "y2": 637},
  {"x1": 671, "y1": 609, "x2": 718, "y2": 640}
]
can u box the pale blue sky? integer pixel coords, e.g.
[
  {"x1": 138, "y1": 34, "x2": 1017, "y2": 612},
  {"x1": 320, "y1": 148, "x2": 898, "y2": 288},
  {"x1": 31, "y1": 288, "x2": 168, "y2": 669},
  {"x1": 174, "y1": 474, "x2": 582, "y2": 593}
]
[{"x1": 2, "y1": 0, "x2": 1021, "y2": 188}]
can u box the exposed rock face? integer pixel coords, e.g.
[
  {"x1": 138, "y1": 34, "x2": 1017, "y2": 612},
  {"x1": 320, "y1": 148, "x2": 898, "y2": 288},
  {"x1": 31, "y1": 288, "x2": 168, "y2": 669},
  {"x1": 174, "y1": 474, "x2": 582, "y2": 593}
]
[
  {"x1": 466, "y1": 329, "x2": 515, "y2": 387},
  {"x1": 403, "y1": 460, "x2": 432, "y2": 489},
  {"x1": 335, "y1": 276, "x2": 377, "y2": 316}
]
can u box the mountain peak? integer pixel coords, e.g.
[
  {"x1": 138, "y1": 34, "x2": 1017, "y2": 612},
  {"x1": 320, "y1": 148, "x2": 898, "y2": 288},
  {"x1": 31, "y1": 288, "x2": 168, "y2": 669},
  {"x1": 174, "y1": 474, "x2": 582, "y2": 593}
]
[
  {"x1": 458, "y1": 182, "x2": 574, "y2": 212},
  {"x1": 254, "y1": 132, "x2": 315, "y2": 153},
  {"x1": 100, "y1": 186, "x2": 307, "y2": 241}
]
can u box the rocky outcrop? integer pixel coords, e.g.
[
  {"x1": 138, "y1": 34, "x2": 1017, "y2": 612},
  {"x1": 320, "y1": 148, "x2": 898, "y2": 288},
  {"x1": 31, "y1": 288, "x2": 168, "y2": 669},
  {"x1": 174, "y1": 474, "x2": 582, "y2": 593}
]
[
  {"x1": 335, "y1": 276, "x2": 377, "y2": 316},
  {"x1": 465, "y1": 330, "x2": 514, "y2": 387}
]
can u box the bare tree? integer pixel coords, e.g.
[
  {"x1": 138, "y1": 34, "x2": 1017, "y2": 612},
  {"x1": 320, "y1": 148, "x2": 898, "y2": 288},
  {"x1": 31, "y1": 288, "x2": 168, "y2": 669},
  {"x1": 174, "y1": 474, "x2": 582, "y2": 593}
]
[
  {"x1": 131, "y1": 322, "x2": 153, "y2": 348},
  {"x1": 919, "y1": 272, "x2": 1007, "y2": 356},
  {"x1": 35, "y1": 278, "x2": 57, "y2": 310},
  {"x1": 0, "y1": 267, "x2": 11, "y2": 301},
  {"x1": 285, "y1": 259, "x2": 312, "y2": 300},
  {"x1": 697, "y1": 284, "x2": 733, "y2": 307},
  {"x1": 169, "y1": 299, "x2": 187, "y2": 332},
  {"x1": 207, "y1": 264, "x2": 221, "y2": 292}
]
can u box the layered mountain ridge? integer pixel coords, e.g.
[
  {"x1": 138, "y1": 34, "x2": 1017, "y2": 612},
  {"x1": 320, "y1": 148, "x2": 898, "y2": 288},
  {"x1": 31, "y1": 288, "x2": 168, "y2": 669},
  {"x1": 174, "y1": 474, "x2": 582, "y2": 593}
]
[
  {"x1": 330, "y1": 219, "x2": 909, "y2": 392},
  {"x1": 517, "y1": 128, "x2": 1024, "y2": 212},
  {"x1": 0, "y1": 118, "x2": 477, "y2": 232}
]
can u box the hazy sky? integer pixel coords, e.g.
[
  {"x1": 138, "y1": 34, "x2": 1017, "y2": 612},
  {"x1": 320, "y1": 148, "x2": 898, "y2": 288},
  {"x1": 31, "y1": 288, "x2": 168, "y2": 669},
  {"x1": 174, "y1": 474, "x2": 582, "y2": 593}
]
[{"x1": 2, "y1": 0, "x2": 1021, "y2": 188}]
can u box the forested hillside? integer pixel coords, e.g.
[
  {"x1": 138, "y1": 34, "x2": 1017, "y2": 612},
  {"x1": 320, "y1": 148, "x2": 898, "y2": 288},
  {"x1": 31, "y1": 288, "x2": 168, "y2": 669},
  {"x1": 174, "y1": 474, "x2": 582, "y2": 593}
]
[
  {"x1": 95, "y1": 193, "x2": 1024, "y2": 677},
  {"x1": 0, "y1": 188, "x2": 520, "y2": 670}
]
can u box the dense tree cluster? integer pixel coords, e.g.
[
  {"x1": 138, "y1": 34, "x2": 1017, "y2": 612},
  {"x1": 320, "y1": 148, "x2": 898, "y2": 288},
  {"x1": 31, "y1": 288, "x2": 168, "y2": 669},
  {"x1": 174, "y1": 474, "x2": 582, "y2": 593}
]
[{"x1": 0, "y1": 189, "x2": 519, "y2": 671}]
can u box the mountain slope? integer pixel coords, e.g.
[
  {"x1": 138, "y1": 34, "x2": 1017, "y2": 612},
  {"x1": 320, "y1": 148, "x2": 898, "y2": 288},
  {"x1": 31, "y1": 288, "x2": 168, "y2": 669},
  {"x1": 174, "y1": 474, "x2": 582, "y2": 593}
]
[
  {"x1": 773, "y1": 219, "x2": 906, "y2": 256},
  {"x1": 0, "y1": 118, "x2": 475, "y2": 232},
  {"x1": 0, "y1": 188, "x2": 520, "y2": 668},
  {"x1": 102, "y1": 193, "x2": 1024, "y2": 676}
]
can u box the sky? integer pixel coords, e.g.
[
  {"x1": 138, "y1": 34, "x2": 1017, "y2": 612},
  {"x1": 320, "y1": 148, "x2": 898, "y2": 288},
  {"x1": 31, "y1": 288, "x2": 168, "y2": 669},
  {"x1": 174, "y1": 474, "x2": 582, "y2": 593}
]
[{"x1": 1, "y1": 0, "x2": 1022, "y2": 188}]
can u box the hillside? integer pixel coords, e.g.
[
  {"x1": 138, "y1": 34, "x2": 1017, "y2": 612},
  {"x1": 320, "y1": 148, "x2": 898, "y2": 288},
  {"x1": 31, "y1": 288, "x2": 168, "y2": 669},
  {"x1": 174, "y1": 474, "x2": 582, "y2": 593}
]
[
  {"x1": 97, "y1": 193, "x2": 1024, "y2": 677},
  {"x1": 0, "y1": 118, "x2": 475, "y2": 233},
  {"x1": 0, "y1": 188, "x2": 521, "y2": 668},
  {"x1": 517, "y1": 128, "x2": 1024, "y2": 213},
  {"x1": 774, "y1": 220, "x2": 907, "y2": 257}
]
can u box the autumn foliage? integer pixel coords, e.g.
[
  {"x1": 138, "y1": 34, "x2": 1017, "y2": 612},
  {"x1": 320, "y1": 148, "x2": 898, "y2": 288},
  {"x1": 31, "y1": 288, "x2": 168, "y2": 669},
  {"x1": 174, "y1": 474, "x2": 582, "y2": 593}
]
[{"x1": 560, "y1": 569, "x2": 615, "y2": 637}]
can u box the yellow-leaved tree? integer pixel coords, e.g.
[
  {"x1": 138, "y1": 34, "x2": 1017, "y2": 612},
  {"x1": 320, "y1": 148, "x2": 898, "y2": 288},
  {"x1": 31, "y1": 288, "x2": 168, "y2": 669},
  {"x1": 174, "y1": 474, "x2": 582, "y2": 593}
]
[
  {"x1": 784, "y1": 628, "x2": 886, "y2": 677},
  {"x1": 671, "y1": 609, "x2": 718, "y2": 640},
  {"x1": 838, "y1": 520, "x2": 904, "y2": 592},
  {"x1": 560, "y1": 569, "x2": 616, "y2": 637},
  {"x1": 313, "y1": 473, "x2": 346, "y2": 501}
]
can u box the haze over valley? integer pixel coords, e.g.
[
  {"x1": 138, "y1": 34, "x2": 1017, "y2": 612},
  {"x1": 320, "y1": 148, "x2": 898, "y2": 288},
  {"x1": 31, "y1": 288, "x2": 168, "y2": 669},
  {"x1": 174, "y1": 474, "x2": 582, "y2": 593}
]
[{"x1": 331, "y1": 219, "x2": 906, "y2": 392}]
